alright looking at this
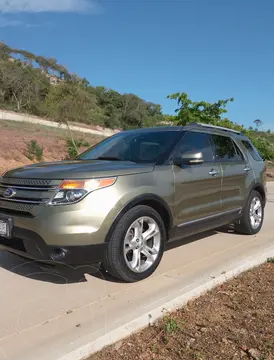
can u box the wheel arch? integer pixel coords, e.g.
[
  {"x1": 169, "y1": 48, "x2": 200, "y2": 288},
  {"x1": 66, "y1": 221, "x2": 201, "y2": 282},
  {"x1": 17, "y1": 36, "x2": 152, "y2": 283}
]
[
  {"x1": 249, "y1": 183, "x2": 266, "y2": 207},
  {"x1": 104, "y1": 194, "x2": 173, "y2": 243}
]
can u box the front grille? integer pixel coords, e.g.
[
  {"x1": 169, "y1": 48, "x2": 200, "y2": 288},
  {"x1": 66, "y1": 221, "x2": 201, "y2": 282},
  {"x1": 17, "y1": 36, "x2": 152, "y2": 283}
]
[
  {"x1": 0, "y1": 200, "x2": 34, "y2": 212},
  {"x1": 0, "y1": 236, "x2": 26, "y2": 252},
  {"x1": 1, "y1": 178, "x2": 54, "y2": 187},
  {"x1": 0, "y1": 178, "x2": 61, "y2": 208}
]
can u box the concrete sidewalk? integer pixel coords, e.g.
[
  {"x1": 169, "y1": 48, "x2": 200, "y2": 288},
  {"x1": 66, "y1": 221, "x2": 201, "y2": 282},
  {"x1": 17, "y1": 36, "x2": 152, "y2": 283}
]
[{"x1": 0, "y1": 183, "x2": 273, "y2": 360}]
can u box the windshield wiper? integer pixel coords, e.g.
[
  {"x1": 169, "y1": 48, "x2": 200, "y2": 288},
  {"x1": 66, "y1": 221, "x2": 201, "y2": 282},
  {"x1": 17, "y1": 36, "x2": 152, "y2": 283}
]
[{"x1": 93, "y1": 156, "x2": 122, "y2": 161}]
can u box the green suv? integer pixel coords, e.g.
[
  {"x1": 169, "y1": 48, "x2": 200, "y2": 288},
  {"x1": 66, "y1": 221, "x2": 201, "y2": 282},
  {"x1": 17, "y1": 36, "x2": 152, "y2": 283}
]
[{"x1": 0, "y1": 123, "x2": 266, "y2": 282}]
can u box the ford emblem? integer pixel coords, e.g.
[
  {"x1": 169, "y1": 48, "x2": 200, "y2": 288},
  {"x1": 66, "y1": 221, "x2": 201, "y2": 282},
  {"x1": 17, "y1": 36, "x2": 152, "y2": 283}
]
[{"x1": 3, "y1": 188, "x2": 16, "y2": 199}]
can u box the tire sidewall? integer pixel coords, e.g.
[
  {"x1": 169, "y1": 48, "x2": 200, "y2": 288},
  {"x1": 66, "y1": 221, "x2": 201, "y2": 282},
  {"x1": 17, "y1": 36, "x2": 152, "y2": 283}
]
[
  {"x1": 108, "y1": 205, "x2": 166, "y2": 282},
  {"x1": 245, "y1": 190, "x2": 264, "y2": 235}
]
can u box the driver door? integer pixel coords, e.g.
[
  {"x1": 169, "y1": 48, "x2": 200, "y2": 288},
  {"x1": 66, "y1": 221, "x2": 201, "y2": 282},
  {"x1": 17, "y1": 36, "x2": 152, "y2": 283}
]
[{"x1": 173, "y1": 131, "x2": 222, "y2": 226}]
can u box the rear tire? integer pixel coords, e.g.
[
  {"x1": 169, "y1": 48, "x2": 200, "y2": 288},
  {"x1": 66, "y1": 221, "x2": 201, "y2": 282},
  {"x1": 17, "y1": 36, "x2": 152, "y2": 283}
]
[
  {"x1": 103, "y1": 205, "x2": 166, "y2": 282},
  {"x1": 235, "y1": 190, "x2": 264, "y2": 235}
]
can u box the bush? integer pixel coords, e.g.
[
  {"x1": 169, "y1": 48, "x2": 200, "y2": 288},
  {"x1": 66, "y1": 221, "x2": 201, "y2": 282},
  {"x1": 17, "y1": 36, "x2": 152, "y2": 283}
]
[
  {"x1": 25, "y1": 140, "x2": 44, "y2": 162},
  {"x1": 66, "y1": 138, "x2": 90, "y2": 159},
  {"x1": 248, "y1": 134, "x2": 274, "y2": 161}
]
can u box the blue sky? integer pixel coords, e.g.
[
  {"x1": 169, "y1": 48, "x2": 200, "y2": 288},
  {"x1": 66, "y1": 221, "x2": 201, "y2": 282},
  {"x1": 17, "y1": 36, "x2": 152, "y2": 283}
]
[{"x1": 1, "y1": 0, "x2": 273, "y2": 130}]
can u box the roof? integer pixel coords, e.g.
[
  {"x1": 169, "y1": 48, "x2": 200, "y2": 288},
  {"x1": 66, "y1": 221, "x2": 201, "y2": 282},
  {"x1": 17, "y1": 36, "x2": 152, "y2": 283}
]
[
  {"x1": 184, "y1": 122, "x2": 243, "y2": 136},
  {"x1": 121, "y1": 123, "x2": 245, "y2": 138},
  {"x1": 122, "y1": 126, "x2": 184, "y2": 133}
]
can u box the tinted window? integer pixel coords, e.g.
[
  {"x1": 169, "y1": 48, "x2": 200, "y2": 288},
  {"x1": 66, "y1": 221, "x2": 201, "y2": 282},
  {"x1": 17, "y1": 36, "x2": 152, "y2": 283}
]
[
  {"x1": 77, "y1": 131, "x2": 183, "y2": 164},
  {"x1": 175, "y1": 132, "x2": 214, "y2": 162},
  {"x1": 234, "y1": 142, "x2": 245, "y2": 161},
  {"x1": 212, "y1": 135, "x2": 243, "y2": 162},
  {"x1": 242, "y1": 140, "x2": 263, "y2": 161}
]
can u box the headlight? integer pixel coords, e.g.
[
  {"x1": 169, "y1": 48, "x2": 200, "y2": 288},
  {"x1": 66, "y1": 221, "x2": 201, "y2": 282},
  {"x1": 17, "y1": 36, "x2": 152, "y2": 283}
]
[{"x1": 49, "y1": 177, "x2": 117, "y2": 205}]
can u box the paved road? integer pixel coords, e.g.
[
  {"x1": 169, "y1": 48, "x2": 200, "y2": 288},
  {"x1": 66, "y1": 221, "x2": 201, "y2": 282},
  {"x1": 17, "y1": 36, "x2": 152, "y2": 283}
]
[{"x1": 0, "y1": 183, "x2": 274, "y2": 360}]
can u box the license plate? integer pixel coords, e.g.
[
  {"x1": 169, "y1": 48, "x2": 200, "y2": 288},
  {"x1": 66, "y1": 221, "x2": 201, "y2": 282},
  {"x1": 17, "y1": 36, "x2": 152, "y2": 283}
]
[{"x1": 0, "y1": 219, "x2": 11, "y2": 238}]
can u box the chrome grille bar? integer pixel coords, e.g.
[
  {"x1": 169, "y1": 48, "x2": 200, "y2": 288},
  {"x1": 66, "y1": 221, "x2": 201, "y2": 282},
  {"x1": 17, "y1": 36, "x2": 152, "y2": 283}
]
[
  {"x1": 0, "y1": 178, "x2": 60, "y2": 206},
  {"x1": 0, "y1": 197, "x2": 48, "y2": 205},
  {"x1": 0, "y1": 184, "x2": 57, "y2": 191}
]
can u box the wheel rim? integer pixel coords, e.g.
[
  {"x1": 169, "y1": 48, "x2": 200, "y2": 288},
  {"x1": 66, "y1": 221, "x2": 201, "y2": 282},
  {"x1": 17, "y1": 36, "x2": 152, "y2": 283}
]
[
  {"x1": 123, "y1": 216, "x2": 161, "y2": 273},
  {"x1": 249, "y1": 196, "x2": 262, "y2": 230}
]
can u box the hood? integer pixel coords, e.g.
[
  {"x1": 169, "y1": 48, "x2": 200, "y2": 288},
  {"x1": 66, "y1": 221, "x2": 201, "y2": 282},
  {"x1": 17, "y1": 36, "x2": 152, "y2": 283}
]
[{"x1": 3, "y1": 160, "x2": 155, "y2": 180}]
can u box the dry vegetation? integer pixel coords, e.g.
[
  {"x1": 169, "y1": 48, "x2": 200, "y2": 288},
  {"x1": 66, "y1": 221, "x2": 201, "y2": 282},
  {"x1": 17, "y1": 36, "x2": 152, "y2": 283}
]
[
  {"x1": 90, "y1": 261, "x2": 274, "y2": 360},
  {"x1": 0, "y1": 120, "x2": 104, "y2": 175},
  {"x1": 266, "y1": 162, "x2": 274, "y2": 181}
]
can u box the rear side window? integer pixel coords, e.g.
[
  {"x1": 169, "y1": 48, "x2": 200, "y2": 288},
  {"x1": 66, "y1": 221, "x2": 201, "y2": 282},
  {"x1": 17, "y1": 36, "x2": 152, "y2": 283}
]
[
  {"x1": 211, "y1": 134, "x2": 243, "y2": 162},
  {"x1": 242, "y1": 140, "x2": 263, "y2": 161}
]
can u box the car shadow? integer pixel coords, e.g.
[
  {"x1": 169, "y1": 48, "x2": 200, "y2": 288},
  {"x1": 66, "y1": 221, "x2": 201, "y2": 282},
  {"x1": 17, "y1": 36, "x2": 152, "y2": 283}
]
[
  {"x1": 0, "y1": 225, "x2": 237, "y2": 284},
  {"x1": 0, "y1": 250, "x2": 106, "y2": 284}
]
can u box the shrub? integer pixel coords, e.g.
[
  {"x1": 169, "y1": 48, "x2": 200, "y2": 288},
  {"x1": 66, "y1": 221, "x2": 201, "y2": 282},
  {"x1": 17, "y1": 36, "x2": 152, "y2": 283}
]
[
  {"x1": 66, "y1": 138, "x2": 90, "y2": 159},
  {"x1": 249, "y1": 135, "x2": 274, "y2": 161},
  {"x1": 25, "y1": 140, "x2": 44, "y2": 162}
]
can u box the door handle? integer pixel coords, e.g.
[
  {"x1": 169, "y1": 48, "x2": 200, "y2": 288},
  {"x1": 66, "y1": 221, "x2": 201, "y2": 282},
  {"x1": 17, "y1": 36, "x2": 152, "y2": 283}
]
[
  {"x1": 209, "y1": 169, "x2": 219, "y2": 176},
  {"x1": 244, "y1": 166, "x2": 251, "y2": 173}
]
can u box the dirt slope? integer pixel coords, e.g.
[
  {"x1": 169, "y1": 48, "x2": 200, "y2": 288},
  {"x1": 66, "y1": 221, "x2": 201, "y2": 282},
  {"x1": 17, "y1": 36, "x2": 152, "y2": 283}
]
[{"x1": 0, "y1": 120, "x2": 104, "y2": 175}]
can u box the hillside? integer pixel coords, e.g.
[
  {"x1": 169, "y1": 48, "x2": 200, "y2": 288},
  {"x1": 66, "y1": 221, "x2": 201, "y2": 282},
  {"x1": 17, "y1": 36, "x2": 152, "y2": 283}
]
[
  {"x1": 0, "y1": 42, "x2": 164, "y2": 130},
  {"x1": 0, "y1": 120, "x2": 104, "y2": 175}
]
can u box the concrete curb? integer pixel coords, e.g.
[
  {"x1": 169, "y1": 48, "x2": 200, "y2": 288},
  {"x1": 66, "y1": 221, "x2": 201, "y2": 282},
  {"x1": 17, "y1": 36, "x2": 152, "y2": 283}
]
[
  {"x1": 57, "y1": 246, "x2": 274, "y2": 360},
  {"x1": 0, "y1": 110, "x2": 116, "y2": 137}
]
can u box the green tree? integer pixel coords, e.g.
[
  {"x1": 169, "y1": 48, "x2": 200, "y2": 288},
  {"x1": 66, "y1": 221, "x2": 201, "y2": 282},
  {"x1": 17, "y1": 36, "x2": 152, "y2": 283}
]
[
  {"x1": 253, "y1": 119, "x2": 262, "y2": 131},
  {"x1": 167, "y1": 92, "x2": 234, "y2": 126},
  {"x1": 168, "y1": 92, "x2": 274, "y2": 161},
  {"x1": 0, "y1": 59, "x2": 50, "y2": 113},
  {"x1": 46, "y1": 82, "x2": 98, "y2": 153},
  {"x1": 0, "y1": 41, "x2": 165, "y2": 131}
]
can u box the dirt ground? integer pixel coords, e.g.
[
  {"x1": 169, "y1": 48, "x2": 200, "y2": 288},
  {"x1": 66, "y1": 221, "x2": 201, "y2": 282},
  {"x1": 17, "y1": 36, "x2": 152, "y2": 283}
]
[
  {"x1": 266, "y1": 162, "x2": 274, "y2": 181},
  {"x1": 90, "y1": 261, "x2": 274, "y2": 360},
  {"x1": 0, "y1": 120, "x2": 104, "y2": 175}
]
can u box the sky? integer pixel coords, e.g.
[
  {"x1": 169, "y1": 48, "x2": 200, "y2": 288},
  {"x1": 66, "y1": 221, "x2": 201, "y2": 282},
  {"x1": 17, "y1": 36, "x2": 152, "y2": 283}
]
[{"x1": 0, "y1": 0, "x2": 273, "y2": 130}]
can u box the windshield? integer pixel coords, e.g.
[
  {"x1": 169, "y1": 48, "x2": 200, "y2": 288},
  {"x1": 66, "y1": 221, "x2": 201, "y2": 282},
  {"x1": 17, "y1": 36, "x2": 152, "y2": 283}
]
[{"x1": 77, "y1": 131, "x2": 183, "y2": 164}]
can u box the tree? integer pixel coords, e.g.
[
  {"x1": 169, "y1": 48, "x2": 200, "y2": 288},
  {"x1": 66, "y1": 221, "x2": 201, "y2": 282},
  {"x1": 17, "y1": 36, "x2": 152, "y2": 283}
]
[
  {"x1": 0, "y1": 59, "x2": 50, "y2": 113},
  {"x1": 0, "y1": 41, "x2": 164, "y2": 130},
  {"x1": 253, "y1": 119, "x2": 262, "y2": 131},
  {"x1": 46, "y1": 82, "x2": 98, "y2": 153},
  {"x1": 168, "y1": 92, "x2": 274, "y2": 160},
  {"x1": 167, "y1": 92, "x2": 234, "y2": 126}
]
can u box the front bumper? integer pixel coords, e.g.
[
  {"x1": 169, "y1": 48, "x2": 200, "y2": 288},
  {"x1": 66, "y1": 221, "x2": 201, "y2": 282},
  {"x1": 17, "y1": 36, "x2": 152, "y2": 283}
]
[{"x1": 0, "y1": 226, "x2": 107, "y2": 265}]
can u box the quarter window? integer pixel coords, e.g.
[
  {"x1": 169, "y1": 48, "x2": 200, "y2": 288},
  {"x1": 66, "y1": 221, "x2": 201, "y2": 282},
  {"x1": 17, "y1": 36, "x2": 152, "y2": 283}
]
[
  {"x1": 242, "y1": 140, "x2": 263, "y2": 161},
  {"x1": 175, "y1": 132, "x2": 214, "y2": 162}
]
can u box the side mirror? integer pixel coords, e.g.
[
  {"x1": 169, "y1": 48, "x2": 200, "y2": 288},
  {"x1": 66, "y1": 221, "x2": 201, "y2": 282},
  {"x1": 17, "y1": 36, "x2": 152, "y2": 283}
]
[{"x1": 173, "y1": 151, "x2": 204, "y2": 166}]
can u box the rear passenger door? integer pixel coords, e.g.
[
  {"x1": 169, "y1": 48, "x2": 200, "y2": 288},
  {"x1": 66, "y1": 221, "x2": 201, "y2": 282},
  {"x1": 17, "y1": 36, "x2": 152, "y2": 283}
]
[
  {"x1": 211, "y1": 134, "x2": 251, "y2": 212},
  {"x1": 173, "y1": 131, "x2": 222, "y2": 225}
]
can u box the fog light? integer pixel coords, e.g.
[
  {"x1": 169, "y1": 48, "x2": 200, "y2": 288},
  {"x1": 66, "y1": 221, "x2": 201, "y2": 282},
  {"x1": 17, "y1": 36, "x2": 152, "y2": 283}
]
[{"x1": 51, "y1": 248, "x2": 66, "y2": 261}]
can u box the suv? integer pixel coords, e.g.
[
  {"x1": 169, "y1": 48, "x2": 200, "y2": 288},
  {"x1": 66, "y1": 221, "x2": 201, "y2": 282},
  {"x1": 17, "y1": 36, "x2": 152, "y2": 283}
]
[{"x1": 0, "y1": 123, "x2": 266, "y2": 282}]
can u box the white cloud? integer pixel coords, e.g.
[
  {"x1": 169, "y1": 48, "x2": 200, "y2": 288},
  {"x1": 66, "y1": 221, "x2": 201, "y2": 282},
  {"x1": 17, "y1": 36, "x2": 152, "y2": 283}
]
[{"x1": 0, "y1": 0, "x2": 96, "y2": 13}]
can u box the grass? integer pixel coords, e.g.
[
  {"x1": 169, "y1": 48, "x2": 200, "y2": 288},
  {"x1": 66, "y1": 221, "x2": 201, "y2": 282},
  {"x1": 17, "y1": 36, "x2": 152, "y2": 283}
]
[{"x1": 0, "y1": 120, "x2": 105, "y2": 144}]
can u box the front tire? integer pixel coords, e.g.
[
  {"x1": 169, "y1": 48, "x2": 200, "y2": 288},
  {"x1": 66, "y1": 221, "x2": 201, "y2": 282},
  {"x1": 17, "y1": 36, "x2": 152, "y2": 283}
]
[
  {"x1": 235, "y1": 190, "x2": 264, "y2": 235},
  {"x1": 103, "y1": 205, "x2": 166, "y2": 282}
]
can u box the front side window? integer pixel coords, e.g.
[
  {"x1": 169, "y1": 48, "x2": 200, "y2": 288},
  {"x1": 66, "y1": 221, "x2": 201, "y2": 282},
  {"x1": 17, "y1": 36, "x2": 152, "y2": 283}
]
[
  {"x1": 212, "y1": 134, "x2": 243, "y2": 162},
  {"x1": 175, "y1": 131, "x2": 214, "y2": 162},
  {"x1": 77, "y1": 130, "x2": 183, "y2": 164}
]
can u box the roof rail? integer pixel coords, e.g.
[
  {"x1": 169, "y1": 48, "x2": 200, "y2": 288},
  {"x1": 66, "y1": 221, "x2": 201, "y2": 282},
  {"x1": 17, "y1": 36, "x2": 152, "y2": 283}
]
[{"x1": 185, "y1": 122, "x2": 242, "y2": 135}]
